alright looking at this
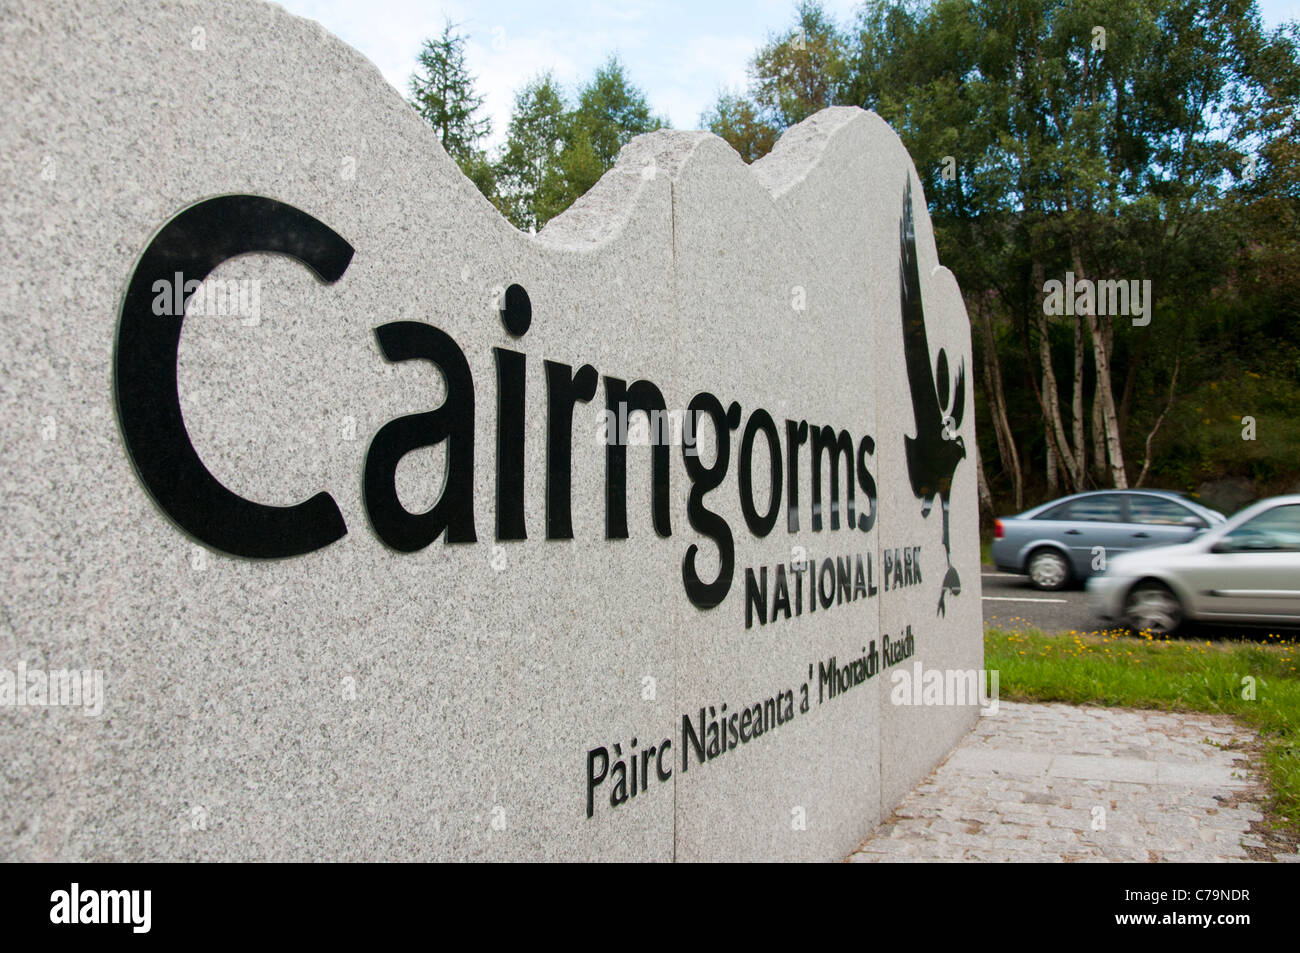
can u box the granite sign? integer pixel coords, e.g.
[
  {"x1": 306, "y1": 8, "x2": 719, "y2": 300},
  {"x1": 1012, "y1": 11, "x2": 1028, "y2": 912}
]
[{"x1": 1, "y1": 0, "x2": 981, "y2": 861}]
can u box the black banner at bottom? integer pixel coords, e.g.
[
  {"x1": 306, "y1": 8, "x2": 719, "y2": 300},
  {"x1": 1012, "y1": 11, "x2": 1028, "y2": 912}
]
[{"x1": 0, "y1": 860, "x2": 1280, "y2": 940}]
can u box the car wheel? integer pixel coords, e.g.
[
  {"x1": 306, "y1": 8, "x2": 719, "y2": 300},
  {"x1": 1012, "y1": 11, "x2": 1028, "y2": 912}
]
[
  {"x1": 1124, "y1": 581, "x2": 1183, "y2": 635},
  {"x1": 1026, "y1": 549, "x2": 1070, "y2": 591}
]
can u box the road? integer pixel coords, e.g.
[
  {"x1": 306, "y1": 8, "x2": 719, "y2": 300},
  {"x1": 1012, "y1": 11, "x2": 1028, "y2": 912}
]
[
  {"x1": 979, "y1": 566, "x2": 1100, "y2": 632},
  {"x1": 979, "y1": 565, "x2": 1300, "y2": 639}
]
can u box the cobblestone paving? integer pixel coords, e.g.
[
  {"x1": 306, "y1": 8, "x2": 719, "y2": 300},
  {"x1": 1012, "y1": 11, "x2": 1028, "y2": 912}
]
[{"x1": 849, "y1": 701, "x2": 1299, "y2": 863}]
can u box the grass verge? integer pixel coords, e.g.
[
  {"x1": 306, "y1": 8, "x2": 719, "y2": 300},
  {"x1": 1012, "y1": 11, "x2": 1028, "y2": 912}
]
[{"x1": 985, "y1": 627, "x2": 1300, "y2": 838}]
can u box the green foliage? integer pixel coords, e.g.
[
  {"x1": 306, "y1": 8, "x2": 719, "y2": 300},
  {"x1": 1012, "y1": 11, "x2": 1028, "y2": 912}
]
[
  {"x1": 417, "y1": 44, "x2": 662, "y2": 232},
  {"x1": 568, "y1": 56, "x2": 664, "y2": 169},
  {"x1": 701, "y1": 93, "x2": 778, "y2": 164},
  {"x1": 1148, "y1": 365, "x2": 1300, "y2": 493},
  {"x1": 751, "y1": 1, "x2": 849, "y2": 128},
  {"x1": 457, "y1": 149, "x2": 498, "y2": 204},
  {"x1": 703, "y1": 1, "x2": 848, "y2": 162},
  {"x1": 409, "y1": 20, "x2": 492, "y2": 165},
  {"x1": 527, "y1": 56, "x2": 666, "y2": 226},
  {"x1": 412, "y1": 7, "x2": 1300, "y2": 508},
  {"x1": 495, "y1": 73, "x2": 568, "y2": 231},
  {"x1": 836, "y1": 0, "x2": 1300, "y2": 505}
]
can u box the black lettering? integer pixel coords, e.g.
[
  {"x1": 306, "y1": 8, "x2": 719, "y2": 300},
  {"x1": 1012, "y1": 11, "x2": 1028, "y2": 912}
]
[
  {"x1": 494, "y1": 348, "x2": 526, "y2": 541},
  {"x1": 365, "y1": 321, "x2": 476, "y2": 550},
  {"x1": 738, "y1": 409, "x2": 781, "y2": 537},
  {"x1": 682, "y1": 394, "x2": 738, "y2": 609},
  {"x1": 656, "y1": 739, "x2": 672, "y2": 781},
  {"x1": 114, "y1": 195, "x2": 352, "y2": 558},
  {"x1": 772, "y1": 563, "x2": 791, "y2": 619},
  {"x1": 586, "y1": 746, "x2": 608, "y2": 818},
  {"x1": 818, "y1": 557, "x2": 835, "y2": 609},
  {"x1": 745, "y1": 566, "x2": 767, "y2": 629},
  {"x1": 604, "y1": 377, "x2": 671, "y2": 539},
  {"x1": 682, "y1": 709, "x2": 706, "y2": 771},
  {"x1": 785, "y1": 419, "x2": 807, "y2": 532},
  {"x1": 853, "y1": 554, "x2": 868, "y2": 599},
  {"x1": 545, "y1": 360, "x2": 598, "y2": 539},
  {"x1": 857, "y1": 435, "x2": 878, "y2": 532},
  {"x1": 810, "y1": 425, "x2": 855, "y2": 531}
]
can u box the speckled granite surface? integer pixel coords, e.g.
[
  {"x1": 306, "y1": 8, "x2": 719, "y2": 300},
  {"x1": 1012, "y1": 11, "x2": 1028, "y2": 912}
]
[{"x1": 0, "y1": 0, "x2": 979, "y2": 860}]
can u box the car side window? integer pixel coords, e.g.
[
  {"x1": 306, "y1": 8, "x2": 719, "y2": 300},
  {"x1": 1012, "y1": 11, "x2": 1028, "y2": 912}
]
[
  {"x1": 1221, "y1": 505, "x2": 1300, "y2": 552},
  {"x1": 1058, "y1": 495, "x2": 1125, "y2": 522},
  {"x1": 1128, "y1": 496, "x2": 1194, "y2": 525},
  {"x1": 1035, "y1": 501, "x2": 1072, "y2": 520}
]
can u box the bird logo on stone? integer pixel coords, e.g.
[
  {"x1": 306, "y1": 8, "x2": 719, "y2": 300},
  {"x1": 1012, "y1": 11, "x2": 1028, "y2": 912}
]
[{"x1": 898, "y1": 179, "x2": 967, "y2": 617}]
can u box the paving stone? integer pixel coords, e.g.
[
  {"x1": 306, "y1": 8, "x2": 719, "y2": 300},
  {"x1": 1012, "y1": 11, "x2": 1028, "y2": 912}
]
[{"x1": 847, "y1": 701, "x2": 1275, "y2": 863}]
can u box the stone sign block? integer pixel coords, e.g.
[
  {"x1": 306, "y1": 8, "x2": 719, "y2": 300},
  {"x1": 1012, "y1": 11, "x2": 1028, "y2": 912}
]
[{"x1": 0, "y1": 0, "x2": 981, "y2": 861}]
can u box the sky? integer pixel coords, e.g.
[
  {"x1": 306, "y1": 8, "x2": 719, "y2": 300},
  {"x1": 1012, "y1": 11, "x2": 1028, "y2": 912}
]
[{"x1": 278, "y1": 0, "x2": 1299, "y2": 151}]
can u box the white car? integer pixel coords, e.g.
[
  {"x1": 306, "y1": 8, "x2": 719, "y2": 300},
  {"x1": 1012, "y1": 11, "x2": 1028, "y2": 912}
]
[{"x1": 1087, "y1": 494, "x2": 1300, "y2": 634}]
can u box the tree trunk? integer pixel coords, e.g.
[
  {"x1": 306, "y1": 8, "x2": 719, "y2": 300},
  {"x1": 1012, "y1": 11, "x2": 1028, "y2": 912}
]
[
  {"x1": 1046, "y1": 432, "x2": 1059, "y2": 498},
  {"x1": 1072, "y1": 244, "x2": 1127, "y2": 487},
  {"x1": 1033, "y1": 261, "x2": 1080, "y2": 492},
  {"x1": 975, "y1": 295, "x2": 1023, "y2": 509},
  {"x1": 976, "y1": 444, "x2": 995, "y2": 530},
  {"x1": 1071, "y1": 312, "x2": 1087, "y2": 488},
  {"x1": 1090, "y1": 391, "x2": 1106, "y2": 481}
]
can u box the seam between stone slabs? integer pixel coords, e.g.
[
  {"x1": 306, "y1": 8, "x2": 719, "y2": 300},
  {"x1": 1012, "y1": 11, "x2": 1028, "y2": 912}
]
[{"x1": 948, "y1": 746, "x2": 1252, "y2": 789}]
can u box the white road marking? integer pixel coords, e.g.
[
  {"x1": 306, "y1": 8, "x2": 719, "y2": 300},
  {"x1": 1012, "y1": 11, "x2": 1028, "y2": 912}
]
[
  {"x1": 981, "y1": 596, "x2": 1069, "y2": 604},
  {"x1": 981, "y1": 572, "x2": 1021, "y2": 578}
]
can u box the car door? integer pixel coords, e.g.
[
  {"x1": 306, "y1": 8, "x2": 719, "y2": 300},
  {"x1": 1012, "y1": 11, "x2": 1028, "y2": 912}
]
[
  {"x1": 1055, "y1": 494, "x2": 1131, "y2": 577},
  {"x1": 1182, "y1": 504, "x2": 1300, "y2": 621},
  {"x1": 1125, "y1": 494, "x2": 1206, "y2": 550}
]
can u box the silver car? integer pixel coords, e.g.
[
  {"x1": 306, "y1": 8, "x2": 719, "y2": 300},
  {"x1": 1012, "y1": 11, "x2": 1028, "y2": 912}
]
[
  {"x1": 1088, "y1": 495, "x2": 1300, "y2": 634},
  {"x1": 992, "y1": 490, "x2": 1226, "y2": 590}
]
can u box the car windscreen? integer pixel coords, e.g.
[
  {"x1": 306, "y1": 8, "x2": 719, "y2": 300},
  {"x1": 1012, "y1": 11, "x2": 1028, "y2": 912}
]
[{"x1": 1220, "y1": 504, "x2": 1300, "y2": 552}]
